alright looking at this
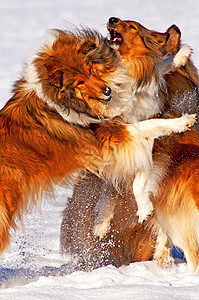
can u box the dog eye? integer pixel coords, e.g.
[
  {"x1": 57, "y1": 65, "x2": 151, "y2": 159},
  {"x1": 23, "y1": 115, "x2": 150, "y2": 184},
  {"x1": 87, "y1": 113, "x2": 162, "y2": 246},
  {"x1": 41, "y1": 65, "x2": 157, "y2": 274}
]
[
  {"x1": 76, "y1": 81, "x2": 84, "y2": 86},
  {"x1": 130, "y1": 24, "x2": 137, "y2": 30}
]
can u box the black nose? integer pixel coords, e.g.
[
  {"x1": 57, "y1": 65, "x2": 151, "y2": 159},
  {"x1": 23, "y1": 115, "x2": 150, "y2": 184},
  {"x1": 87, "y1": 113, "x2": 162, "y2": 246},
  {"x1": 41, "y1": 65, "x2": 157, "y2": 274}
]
[
  {"x1": 104, "y1": 87, "x2": 112, "y2": 96},
  {"x1": 109, "y1": 17, "x2": 119, "y2": 25}
]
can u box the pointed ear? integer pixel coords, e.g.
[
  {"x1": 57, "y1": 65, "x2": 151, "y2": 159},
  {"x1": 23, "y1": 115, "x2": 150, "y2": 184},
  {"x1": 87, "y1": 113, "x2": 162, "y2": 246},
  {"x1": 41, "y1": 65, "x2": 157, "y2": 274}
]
[
  {"x1": 165, "y1": 24, "x2": 181, "y2": 54},
  {"x1": 154, "y1": 32, "x2": 170, "y2": 47}
]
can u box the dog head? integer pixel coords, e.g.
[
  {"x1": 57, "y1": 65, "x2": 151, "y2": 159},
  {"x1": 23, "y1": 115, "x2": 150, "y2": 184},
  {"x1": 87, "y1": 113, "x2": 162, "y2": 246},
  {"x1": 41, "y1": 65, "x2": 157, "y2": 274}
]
[
  {"x1": 107, "y1": 18, "x2": 183, "y2": 58},
  {"x1": 25, "y1": 29, "x2": 130, "y2": 125},
  {"x1": 107, "y1": 17, "x2": 170, "y2": 58}
]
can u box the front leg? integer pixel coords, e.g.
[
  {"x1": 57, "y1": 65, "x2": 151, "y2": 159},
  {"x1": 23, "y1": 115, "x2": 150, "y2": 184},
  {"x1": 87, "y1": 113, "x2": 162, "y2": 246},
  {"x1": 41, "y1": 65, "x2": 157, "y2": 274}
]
[
  {"x1": 163, "y1": 44, "x2": 192, "y2": 74},
  {"x1": 95, "y1": 115, "x2": 196, "y2": 190},
  {"x1": 127, "y1": 114, "x2": 196, "y2": 140},
  {"x1": 173, "y1": 45, "x2": 192, "y2": 68},
  {"x1": 133, "y1": 171, "x2": 154, "y2": 223}
]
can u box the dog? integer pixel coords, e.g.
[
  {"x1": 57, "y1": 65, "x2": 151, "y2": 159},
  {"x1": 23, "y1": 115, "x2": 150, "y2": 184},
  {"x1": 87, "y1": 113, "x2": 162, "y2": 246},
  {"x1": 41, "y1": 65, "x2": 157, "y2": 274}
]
[
  {"x1": 108, "y1": 18, "x2": 199, "y2": 272},
  {"x1": 1, "y1": 27, "x2": 193, "y2": 254},
  {"x1": 152, "y1": 129, "x2": 199, "y2": 272},
  {"x1": 60, "y1": 20, "x2": 199, "y2": 272},
  {"x1": 107, "y1": 18, "x2": 199, "y2": 122},
  {"x1": 94, "y1": 18, "x2": 195, "y2": 231}
]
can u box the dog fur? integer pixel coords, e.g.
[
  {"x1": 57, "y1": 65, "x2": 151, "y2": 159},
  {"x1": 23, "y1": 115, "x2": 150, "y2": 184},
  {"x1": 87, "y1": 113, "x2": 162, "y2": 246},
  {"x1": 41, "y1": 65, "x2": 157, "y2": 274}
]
[
  {"x1": 94, "y1": 18, "x2": 195, "y2": 231},
  {"x1": 2, "y1": 27, "x2": 193, "y2": 254},
  {"x1": 0, "y1": 28, "x2": 158, "y2": 253},
  {"x1": 60, "y1": 20, "x2": 199, "y2": 272}
]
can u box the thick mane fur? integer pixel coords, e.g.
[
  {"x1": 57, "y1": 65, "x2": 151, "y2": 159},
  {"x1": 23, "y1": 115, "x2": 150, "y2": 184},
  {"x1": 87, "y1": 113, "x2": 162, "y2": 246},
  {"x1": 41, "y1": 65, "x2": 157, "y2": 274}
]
[
  {"x1": 22, "y1": 28, "x2": 164, "y2": 126},
  {"x1": 60, "y1": 20, "x2": 199, "y2": 273},
  {"x1": 23, "y1": 29, "x2": 135, "y2": 125},
  {"x1": 1, "y1": 27, "x2": 166, "y2": 253}
]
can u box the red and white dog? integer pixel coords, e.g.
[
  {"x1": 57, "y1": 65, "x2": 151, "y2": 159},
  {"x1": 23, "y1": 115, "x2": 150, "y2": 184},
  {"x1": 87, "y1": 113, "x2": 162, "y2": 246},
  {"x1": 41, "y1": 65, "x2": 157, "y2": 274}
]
[
  {"x1": 0, "y1": 28, "x2": 193, "y2": 254},
  {"x1": 60, "y1": 20, "x2": 199, "y2": 272}
]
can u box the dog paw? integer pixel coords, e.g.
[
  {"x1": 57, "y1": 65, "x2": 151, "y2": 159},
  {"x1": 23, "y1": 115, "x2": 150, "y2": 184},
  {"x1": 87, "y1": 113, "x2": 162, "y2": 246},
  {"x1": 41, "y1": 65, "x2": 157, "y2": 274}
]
[
  {"x1": 136, "y1": 201, "x2": 153, "y2": 224},
  {"x1": 173, "y1": 114, "x2": 197, "y2": 133},
  {"x1": 173, "y1": 45, "x2": 192, "y2": 68},
  {"x1": 93, "y1": 221, "x2": 110, "y2": 239},
  {"x1": 154, "y1": 248, "x2": 174, "y2": 267}
]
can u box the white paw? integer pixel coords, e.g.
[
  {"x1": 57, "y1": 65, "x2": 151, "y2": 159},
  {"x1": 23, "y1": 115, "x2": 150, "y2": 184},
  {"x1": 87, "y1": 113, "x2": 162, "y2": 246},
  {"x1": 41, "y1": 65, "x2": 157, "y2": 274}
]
[
  {"x1": 173, "y1": 45, "x2": 192, "y2": 68},
  {"x1": 93, "y1": 221, "x2": 110, "y2": 239},
  {"x1": 173, "y1": 114, "x2": 196, "y2": 133},
  {"x1": 136, "y1": 201, "x2": 153, "y2": 224},
  {"x1": 154, "y1": 248, "x2": 174, "y2": 267}
]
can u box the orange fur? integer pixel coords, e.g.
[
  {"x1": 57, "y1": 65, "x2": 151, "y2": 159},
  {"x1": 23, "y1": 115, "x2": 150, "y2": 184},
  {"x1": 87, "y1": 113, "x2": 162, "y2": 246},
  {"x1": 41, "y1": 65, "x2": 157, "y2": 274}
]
[
  {"x1": 0, "y1": 29, "x2": 140, "y2": 253},
  {"x1": 0, "y1": 84, "x2": 100, "y2": 252},
  {"x1": 60, "y1": 20, "x2": 199, "y2": 271},
  {"x1": 154, "y1": 141, "x2": 199, "y2": 271},
  {"x1": 107, "y1": 19, "x2": 168, "y2": 88},
  {"x1": 108, "y1": 19, "x2": 199, "y2": 122},
  {"x1": 108, "y1": 18, "x2": 199, "y2": 271}
]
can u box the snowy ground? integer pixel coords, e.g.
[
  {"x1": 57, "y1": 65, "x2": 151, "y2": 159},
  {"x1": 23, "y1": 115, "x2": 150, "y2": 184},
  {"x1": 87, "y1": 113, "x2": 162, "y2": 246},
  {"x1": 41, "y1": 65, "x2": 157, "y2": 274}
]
[{"x1": 0, "y1": 0, "x2": 199, "y2": 299}]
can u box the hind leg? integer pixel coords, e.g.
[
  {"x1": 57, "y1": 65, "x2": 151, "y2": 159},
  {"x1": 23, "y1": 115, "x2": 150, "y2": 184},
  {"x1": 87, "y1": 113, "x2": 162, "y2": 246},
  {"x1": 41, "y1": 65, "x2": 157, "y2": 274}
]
[
  {"x1": 157, "y1": 210, "x2": 199, "y2": 272},
  {"x1": 0, "y1": 205, "x2": 12, "y2": 253},
  {"x1": 184, "y1": 248, "x2": 199, "y2": 272},
  {"x1": 169, "y1": 217, "x2": 199, "y2": 272},
  {"x1": 93, "y1": 184, "x2": 117, "y2": 239},
  {"x1": 182, "y1": 230, "x2": 199, "y2": 272},
  {"x1": 154, "y1": 227, "x2": 173, "y2": 267},
  {"x1": 0, "y1": 181, "x2": 25, "y2": 253}
]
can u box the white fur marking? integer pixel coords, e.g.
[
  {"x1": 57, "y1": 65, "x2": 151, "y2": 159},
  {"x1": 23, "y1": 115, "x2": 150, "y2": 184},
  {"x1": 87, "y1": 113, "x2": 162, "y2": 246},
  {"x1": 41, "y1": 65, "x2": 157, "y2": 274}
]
[
  {"x1": 127, "y1": 114, "x2": 196, "y2": 222},
  {"x1": 173, "y1": 45, "x2": 192, "y2": 68}
]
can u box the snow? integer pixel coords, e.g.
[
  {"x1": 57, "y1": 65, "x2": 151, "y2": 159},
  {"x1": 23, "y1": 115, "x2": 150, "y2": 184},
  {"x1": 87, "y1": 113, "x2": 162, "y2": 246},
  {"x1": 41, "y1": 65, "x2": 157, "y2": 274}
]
[{"x1": 0, "y1": 0, "x2": 199, "y2": 299}]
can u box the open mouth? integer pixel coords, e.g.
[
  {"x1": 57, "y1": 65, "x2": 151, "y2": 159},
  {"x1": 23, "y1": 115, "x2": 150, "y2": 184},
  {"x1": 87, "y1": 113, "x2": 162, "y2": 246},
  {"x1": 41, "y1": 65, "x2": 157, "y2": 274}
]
[{"x1": 108, "y1": 28, "x2": 123, "y2": 44}]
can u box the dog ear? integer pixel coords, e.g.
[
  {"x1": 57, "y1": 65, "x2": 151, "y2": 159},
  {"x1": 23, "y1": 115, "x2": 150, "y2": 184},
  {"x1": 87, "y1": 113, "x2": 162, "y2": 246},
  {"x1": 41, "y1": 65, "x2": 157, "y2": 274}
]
[
  {"x1": 165, "y1": 25, "x2": 181, "y2": 54},
  {"x1": 142, "y1": 31, "x2": 169, "y2": 51},
  {"x1": 45, "y1": 57, "x2": 64, "y2": 89},
  {"x1": 154, "y1": 32, "x2": 170, "y2": 47}
]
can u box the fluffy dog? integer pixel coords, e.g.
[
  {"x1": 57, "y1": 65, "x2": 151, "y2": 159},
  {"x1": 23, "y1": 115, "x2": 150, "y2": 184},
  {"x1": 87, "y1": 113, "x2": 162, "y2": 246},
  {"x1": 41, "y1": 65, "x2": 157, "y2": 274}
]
[
  {"x1": 108, "y1": 18, "x2": 199, "y2": 123},
  {"x1": 95, "y1": 18, "x2": 195, "y2": 230},
  {"x1": 152, "y1": 129, "x2": 199, "y2": 272},
  {"x1": 60, "y1": 20, "x2": 199, "y2": 272},
  {"x1": 107, "y1": 18, "x2": 199, "y2": 272},
  {"x1": 1, "y1": 28, "x2": 193, "y2": 254},
  {"x1": 0, "y1": 28, "x2": 149, "y2": 252}
]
